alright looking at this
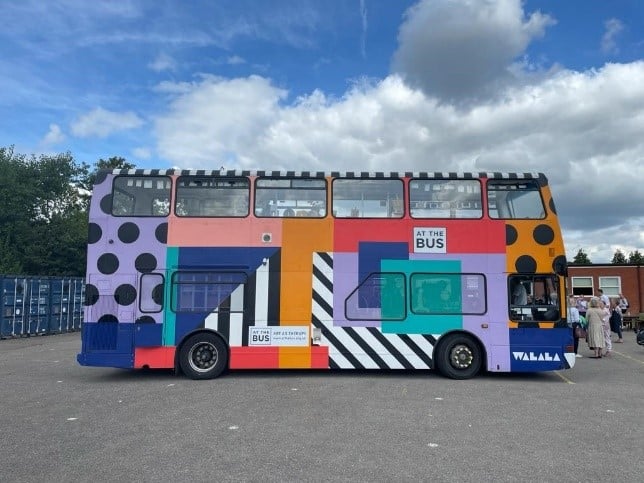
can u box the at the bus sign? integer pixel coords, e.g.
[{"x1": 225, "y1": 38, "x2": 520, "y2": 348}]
[{"x1": 414, "y1": 227, "x2": 446, "y2": 253}]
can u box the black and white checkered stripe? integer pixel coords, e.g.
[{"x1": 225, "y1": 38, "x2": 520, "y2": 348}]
[
  {"x1": 108, "y1": 168, "x2": 544, "y2": 180},
  {"x1": 311, "y1": 252, "x2": 437, "y2": 370}
]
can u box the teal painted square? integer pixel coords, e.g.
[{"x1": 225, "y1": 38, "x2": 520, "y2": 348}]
[{"x1": 381, "y1": 259, "x2": 463, "y2": 335}]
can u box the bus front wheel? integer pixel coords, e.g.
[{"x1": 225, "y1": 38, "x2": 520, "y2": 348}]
[
  {"x1": 179, "y1": 333, "x2": 228, "y2": 380},
  {"x1": 435, "y1": 334, "x2": 482, "y2": 380}
]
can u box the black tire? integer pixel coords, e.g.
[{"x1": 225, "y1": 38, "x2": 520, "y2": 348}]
[
  {"x1": 178, "y1": 332, "x2": 228, "y2": 380},
  {"x1": 435, "y1": 334, "x2": 483, "y2": 380}
]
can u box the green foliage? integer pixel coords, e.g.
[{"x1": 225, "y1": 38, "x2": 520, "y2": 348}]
[
  {"x1": 611, "y1": 249, "x2": 627, "y2": 264},
  {"x1": 0, "y1": 146, "x2": 135, "y2": 276},
  {"x1": 572, "y1": 248, "x2": 591, "y2": 264},
  {"x1": 628, "y1": 250, "x2": 644, "y2": 264}
]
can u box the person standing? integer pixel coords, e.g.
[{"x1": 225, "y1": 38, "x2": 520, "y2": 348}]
[
  {"x1": 618, "y1": 293, "x2": 629, "y2": 314},
  {"x1": 585, "y1": 298, "x2": 606, "y2": 358},
  {"x1": 598, "y1": 289, "x2": 610, "y2": 309},
  {"x1": 610, "y1": 299, "x2": 624, "y2": 343},
  {"x1": 567, "y1": 296, "x2": 582, "y2": 358},
  {"x1": 576, "y1": 296, "x2": 588, "y2": 318},
  {"x1": 600, "y1": 299, "x2": 612, "y2": 357}
]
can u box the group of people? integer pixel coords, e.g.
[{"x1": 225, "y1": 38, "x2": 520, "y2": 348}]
[{"x1": 568, "y1": 291, "x2": 628, "y2": 359}]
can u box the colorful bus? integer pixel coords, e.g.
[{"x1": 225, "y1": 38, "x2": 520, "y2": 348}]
[{"x1": 78, "y1": 169, "x2": 574, "y2": 379}]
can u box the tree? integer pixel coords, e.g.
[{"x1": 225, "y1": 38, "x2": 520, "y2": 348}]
[
  {"x1": 81, "y1": 156, "x2": 135, "y2": 191},
  {"x1": 611, "y1": 249, "x2": 627, "y2": 264},
  {"x1": 628, "y1": 250, "x2": 644, "y2": 264},
  {"x1": 572, "y1": 248, "x2": 591, "y2": 264},
  {"x1": 0, "y1": 146, "x2": 93, "y2": 276}
]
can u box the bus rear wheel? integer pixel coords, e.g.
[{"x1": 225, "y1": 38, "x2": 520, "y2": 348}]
[
  {"x1": 435, "y1": 334, "x2": 482, "y2": 380},
  {"x1": 179, "y1": 333, "x2": 228, "y2": 380}
]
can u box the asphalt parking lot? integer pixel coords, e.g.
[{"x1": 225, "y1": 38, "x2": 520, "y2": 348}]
[{"x1": 1, "y1": 331, "x2": 643, "y2": 482}]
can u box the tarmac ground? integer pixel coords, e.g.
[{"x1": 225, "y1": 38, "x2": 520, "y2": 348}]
[{"x1": 1, "y1": 330, "x2": 643, "y2": 482}]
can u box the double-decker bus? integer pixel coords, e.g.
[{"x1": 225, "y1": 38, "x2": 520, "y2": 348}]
[{"x1": 78, "y1": 169, "x2": 574, "y2": 379}]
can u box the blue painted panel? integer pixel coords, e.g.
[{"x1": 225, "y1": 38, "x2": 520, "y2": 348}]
[
  {"x1": 134, "y1": 323, "x2": 163, "y2": 347},
  {"x1": 509, "y1": 328, "x2": 573, "y2": 371}
]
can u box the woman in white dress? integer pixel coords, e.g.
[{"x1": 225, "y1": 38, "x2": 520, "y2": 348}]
[{"x1": 585, "y1": 297, "x2": 606, "y2": 358}]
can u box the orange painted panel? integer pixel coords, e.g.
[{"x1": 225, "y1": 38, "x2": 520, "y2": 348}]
[
  {"x1": 278, "y1": 346, "x2": 312, "y2": 369},
  {"x1": 230, "y1": 346, "x2": 279, "y2": 369},
  {"x1": 134, "y1": 347, "x2": 176, "y2": 368},
  {"x1": 279, "y1": 217, "x2": 334, "y2": 324}
]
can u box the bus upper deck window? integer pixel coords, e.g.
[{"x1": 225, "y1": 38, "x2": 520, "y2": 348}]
[
  {"x1": 112, "y1": 176, "x2": 172, "y2": 217},
  {"x1": 487, "y1": 180, "x2": 545, "y2": 219}
]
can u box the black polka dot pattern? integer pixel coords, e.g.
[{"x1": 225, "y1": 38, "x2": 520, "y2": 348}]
[
  {"x1": 97, "y1": 253, "x2": 119, "y2": 274},
  {"x1": 506, "y1": 224, "x2": 518, "y2": 245},
  {"x1": 152, "y1": 284, "x2": 164, "y2": 305},
  {"x1": 118, "y1": 222, "x2": 140, "y2": 243},
  {"x1": 155, "y1": 222, "x2": 168, "y2": 243},
  {"x1": 100, "y1": 194, "x2": 113, "y2": 215},
  {"x1": 515, "y1": 255, "x2": 537, "y2": 273},
  {"x1": 88, "y1": 223, "x2": 102, "y2": 244},
  {"x1": 98, "y1": 314, "x2": 118, "y2": 323},
  {"x1": 135, "y1": 316, "x2": 156, "y2": 324},
  {"x1": 552, "y1": 255, "x2": 567, "y2": 275},
  {"x1": 114, "y1": 284, "x2": 137, "y2": 306},
  {"x1": 135, "y1": 253, "x2": 157, "y2": 273},
  {"x1": 84, "y1": 284, "x2": 99, "y2": 306},
  {"x1": 533, "y1": 225, "x2": 554, "y2": 245}
]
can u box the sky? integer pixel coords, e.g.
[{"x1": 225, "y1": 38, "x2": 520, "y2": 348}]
[{"x1": 1, "y1": 0, "x2": 643, "y2": 263}]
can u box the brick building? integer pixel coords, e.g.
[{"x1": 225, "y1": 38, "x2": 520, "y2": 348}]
[{"x1": 566, "y1": 264, "x2": 644, "y2": 315}]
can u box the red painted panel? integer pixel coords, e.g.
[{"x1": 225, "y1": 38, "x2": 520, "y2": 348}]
[
  {"x1": 333, "y1": 218, "x2": 506, "y2": 254},
  {"x1": 310, "y1": 346, "x2": 330, "y2": 369},
  {"x1": 134, "y1": 347, "x2": 176, "y2": 369},
  {"x1": 230, "y1": 346, "x2": 280, "y2": 369}
]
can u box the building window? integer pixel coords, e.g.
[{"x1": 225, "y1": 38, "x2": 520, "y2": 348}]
[
  {"x1": 599, "y1": 277, "x2": 620, "y2": 297},
  {"x1": 570, "y1": 276, "x2": 593, "y2": 296}
]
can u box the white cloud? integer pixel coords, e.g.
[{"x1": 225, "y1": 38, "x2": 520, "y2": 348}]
[
  {"x1": 132, "y1": 147, "x2": 152, "y2": 160},
  {"x1": 152, "y1": 60, "x2": 644, "y2": 262},
  {"x1": 227, "y1": 55, "x2": 246, "y2": 65},
  {"x1": 391, "y1": 0, "x2": 555, "y2": 103},
  {"x1": 148, "y1": 53, "x2": 177, "y2": 72},
  {"x1": 41, "y1": 123, "x2": 65, "y2": 145},
  {"x1": 71, "y1": 107, "x2": 144, "y2": 138},
  {"x1": 601, "y1": 18, "x2": 624, "y2": 55}
]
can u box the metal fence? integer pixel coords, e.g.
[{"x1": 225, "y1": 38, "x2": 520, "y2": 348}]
[{"x1": 1, "y1": 275, "x2": 84, "y2": 338}]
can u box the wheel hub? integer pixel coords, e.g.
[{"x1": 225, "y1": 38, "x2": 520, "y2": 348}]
[
  {"x1": 190, "y1": 343, "x2": 218, "y2": 372},
  {"x1": 450, "y1": 344, "x2": 473, "y2": 369}
]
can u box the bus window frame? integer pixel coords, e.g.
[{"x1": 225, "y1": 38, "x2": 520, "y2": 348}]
[
  {"x1": 508, "y1": 273, "x2": 560, "y2": 322},
  {"x1": 139, "y1": 273, "x2": 165, "y2": 314},
  {"x1": 409, "y1": 179, "x2": 483, "y2": 219},
  {"x1": 487, "y1": 179, "x2": 546, "y2": 220},
  {"x1": 332, "y1": 178, "x2": 404, "y2": 219},
  {"x1": 344, "y1": 272, "x2": 407, "y2": 321},
  {"x1": 254, "y1": 177, "x2": 327, "y2": 218},
  {"x1": 409, "y1": 272, "x2": 487, "y2": 315},
  {"x1": 170, "y1": 271, "x2": 248, "y2": 313},
  {"x1": 174, "y1": 176, "x2": 250, "y2": 218},
  {"x1": 111, "y1": 175, "x2": 172, "y2": 217}
]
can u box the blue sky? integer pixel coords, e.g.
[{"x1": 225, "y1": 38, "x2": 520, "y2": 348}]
[{"x1": 1, "y1": 0, "x2": 644, "y2": 263}]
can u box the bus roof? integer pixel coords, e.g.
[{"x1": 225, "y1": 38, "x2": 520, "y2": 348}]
[{"x1": 102, "y1": 169, "x2": 546, "y2": 181}]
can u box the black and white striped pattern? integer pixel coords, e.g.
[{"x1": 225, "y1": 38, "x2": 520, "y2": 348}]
[
  {"x1": 107, "y1": 168, "x2": 544, "y2": 180},
  {"x1": 311, "y1": 252, "x2": 437, "y2": 370},
  {"x1": 203, "y1": 252, "x2": 280, "y2": 346}
]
